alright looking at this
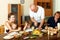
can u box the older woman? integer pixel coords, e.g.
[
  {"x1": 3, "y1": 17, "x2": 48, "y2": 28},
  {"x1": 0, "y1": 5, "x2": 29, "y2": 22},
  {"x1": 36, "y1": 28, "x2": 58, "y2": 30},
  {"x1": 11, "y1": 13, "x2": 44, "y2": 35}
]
[{"x1": 4, "y1": 13, "x2": 21, "y2": 33}]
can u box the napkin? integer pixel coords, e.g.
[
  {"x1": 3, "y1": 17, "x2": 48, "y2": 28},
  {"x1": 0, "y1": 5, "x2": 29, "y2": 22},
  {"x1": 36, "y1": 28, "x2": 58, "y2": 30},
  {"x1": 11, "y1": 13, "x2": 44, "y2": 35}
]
[{"x1": 25, "y1": 28, "x2": 33, "y2": 32}]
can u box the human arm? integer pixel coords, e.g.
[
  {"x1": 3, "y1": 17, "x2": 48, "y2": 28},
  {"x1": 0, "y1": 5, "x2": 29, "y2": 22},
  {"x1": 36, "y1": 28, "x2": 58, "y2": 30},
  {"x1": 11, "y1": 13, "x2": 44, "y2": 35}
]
[
  {"x1": 39, "y1": 8, "x2": 45, "y2": 29},
  {"x1": 11, "y1": 27, "x2": 21, "y2": 32},
  {"x1": 23, "y1": 22, "x2": 28, "y2": 30},
  {"x1": 29, "y1": 9, "x2": 38, "y2": 26},
  {"x1": 5, "y1": 22, "x2": 12, "y2": 31},
  {"x1": 30, "y1": 17, "x2": 38, "y2": 26},
  {"x1": 39, "y1": 19, "x2": 44, "y2": 29}
]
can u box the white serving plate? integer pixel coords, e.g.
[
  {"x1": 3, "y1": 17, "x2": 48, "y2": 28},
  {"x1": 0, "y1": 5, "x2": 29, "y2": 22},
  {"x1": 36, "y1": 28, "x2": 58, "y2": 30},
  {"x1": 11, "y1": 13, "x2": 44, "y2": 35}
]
[
  {"x1": 25, "y1": 28, "x2": 33, "y2": 32},
  {"x1": 3, "y1": 35, "x2": 14, "y2": 39},
  {"x1": 8, "y1": 32, "x2": 19, "y2": 36},
  {"x1": 41, "y1": 29, "x2": 47, "y2": 33}
]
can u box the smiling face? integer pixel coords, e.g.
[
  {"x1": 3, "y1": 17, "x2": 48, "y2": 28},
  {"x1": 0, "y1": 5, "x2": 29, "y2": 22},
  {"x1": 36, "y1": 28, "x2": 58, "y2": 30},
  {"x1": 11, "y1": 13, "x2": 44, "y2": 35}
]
[
  {"x1": 55, "y1": 13, "x2": 60, "y2": 19},
  {"x1": 9, "y1": 15, "x2": 16, "y2": 22}
]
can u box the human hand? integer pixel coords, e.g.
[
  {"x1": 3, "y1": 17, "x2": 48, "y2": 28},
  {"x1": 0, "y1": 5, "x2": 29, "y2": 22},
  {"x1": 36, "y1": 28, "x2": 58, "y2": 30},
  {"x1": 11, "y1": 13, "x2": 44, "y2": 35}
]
[
  {"x1": 34, "y1": 22, "x2": 37, "y2": 26},
  {"x1": 55, "y1": 26, "x2": 58, "y2": 29},
  {"x1": 38, "y1": 26, "x2": 42, "y2": 30}
]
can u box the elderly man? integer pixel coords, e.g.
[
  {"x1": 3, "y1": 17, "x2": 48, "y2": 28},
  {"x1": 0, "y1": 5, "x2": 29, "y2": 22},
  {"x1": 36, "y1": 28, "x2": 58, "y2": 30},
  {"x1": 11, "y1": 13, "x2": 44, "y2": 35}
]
[{"x1": 29, "y1": 4, "x2": 45, "y2": 29}]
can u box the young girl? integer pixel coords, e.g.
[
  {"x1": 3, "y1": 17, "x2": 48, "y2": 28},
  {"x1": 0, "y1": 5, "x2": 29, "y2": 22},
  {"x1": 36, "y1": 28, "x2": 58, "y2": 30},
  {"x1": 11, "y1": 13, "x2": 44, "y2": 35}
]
[
  {"x1": 11, "y1": 23, "x2": 21, "y2": 32},
  {"x1": 23, "y1": 20, "x2": 31, "y2": 30},
  {"x1": 12, "y1": 23, "x2": 17, "y2": 30}
]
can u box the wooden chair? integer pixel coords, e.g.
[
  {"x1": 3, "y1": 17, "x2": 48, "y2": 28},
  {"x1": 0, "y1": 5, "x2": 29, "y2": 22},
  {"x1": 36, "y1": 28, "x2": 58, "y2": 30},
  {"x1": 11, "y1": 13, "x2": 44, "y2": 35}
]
[{"x1": 0, "y1": 25, "x2": 4, "y2": 34}]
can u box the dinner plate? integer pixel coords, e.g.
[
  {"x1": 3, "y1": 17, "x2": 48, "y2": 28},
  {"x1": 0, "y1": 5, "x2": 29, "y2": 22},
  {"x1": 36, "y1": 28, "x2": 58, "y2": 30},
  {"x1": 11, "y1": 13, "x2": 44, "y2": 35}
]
[
  {"x1": 19, "y1": 31, "x2": 24, "y2": 34},
  {"x1": 8, "y1": 32, "x2": 19, "y2": 36},
  {"x1": 3, "y1": 35, "x2": 14, "y2": 39},
  {"x1": 25, "y1": 28, "x2": 33, "y2": 32},
  {"x1": 41, "y1": 29, "x2": 47, "y2": 33}
]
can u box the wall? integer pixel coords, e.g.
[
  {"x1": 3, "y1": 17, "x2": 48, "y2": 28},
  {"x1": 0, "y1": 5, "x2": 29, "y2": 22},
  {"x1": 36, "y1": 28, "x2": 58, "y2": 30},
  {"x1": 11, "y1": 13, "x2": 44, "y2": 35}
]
[
  {"x1": 0, "y1": 0, "x2": 20, "y2": 25},
  {"x1": 0, "y1": 0, "x2": 60, "y2": 25},
  {"x1": 8, "y1": 0, "x2": 60, "y2": 16},
  {"x1": 23, "y1": 0, "x2": 34, "y2": 16},
  {"x1": 0, "y1": 0, "x2": 34, "y2": 25},
  {"x1": 53, "y1": 0, "x2": 60, "y2": 14},
  {"x1": 8, "y1": 0, "x2": 20, "y2": 4},
  {"x1": 0, "y1": 0, "x2": 8, "y2": 25}
]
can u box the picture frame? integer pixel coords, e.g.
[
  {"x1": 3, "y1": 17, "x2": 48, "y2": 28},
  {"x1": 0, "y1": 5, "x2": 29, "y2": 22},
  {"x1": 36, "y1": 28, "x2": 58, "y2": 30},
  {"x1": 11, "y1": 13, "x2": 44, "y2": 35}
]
[{"x1": 20, "y1": 0, "x2": 25, "y2": 4}]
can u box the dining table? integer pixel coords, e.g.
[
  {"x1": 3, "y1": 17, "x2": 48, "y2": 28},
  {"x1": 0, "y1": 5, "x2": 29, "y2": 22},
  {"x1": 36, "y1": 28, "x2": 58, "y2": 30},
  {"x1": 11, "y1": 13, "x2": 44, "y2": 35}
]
[{"x1": 0, "y1": 30, "x2": 60, "y2": 40}]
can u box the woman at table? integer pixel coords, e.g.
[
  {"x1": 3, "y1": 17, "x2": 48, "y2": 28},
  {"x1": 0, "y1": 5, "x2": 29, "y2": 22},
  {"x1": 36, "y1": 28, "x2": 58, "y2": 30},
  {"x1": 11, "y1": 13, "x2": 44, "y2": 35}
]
[
  {"x1": 4, "y1": 13, "x2": 21, "y2": 33},
  {"x1": 47, "y1": 11, "x2": 60, "y2": 28}
]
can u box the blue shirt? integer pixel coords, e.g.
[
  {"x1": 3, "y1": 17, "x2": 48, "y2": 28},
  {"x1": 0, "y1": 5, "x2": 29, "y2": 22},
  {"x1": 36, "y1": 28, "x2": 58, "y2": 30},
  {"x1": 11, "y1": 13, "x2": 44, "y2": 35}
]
[{"x1": 47, "y1": 16, "x2": 60, "y2": 28}]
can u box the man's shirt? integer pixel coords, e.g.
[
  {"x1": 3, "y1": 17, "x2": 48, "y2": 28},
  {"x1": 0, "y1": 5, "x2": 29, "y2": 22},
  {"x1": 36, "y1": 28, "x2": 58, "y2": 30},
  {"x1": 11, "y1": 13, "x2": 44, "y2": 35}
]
[{"x1": 29, "y1": 6, "x2": 45, "y2": 23}]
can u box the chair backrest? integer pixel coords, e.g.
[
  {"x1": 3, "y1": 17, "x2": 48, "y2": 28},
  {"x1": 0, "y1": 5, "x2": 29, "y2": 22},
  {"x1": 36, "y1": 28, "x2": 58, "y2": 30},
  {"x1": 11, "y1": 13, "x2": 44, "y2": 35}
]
[
  {"x1": 45, "y1": 16, "x2": 51, "y2": 22},
  {"x1": 24, "y1": 16, "x2": 30, "y2": 21},
  {"x1": 0, "y1": 25, "x2": 4, "y2": 34}
]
